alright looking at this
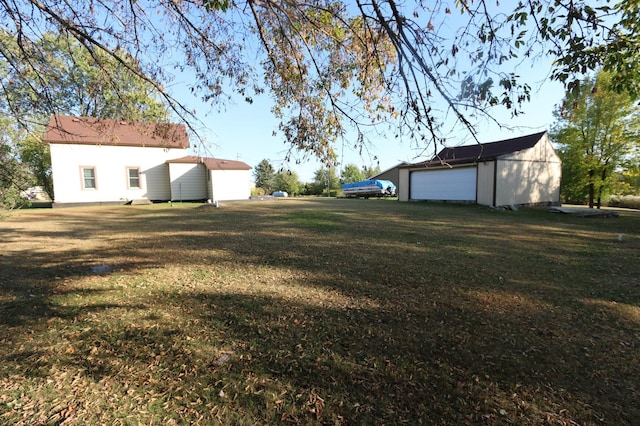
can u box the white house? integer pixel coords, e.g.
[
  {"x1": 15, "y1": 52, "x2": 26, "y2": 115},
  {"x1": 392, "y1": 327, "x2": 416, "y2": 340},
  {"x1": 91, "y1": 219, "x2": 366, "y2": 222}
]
[
  {"x1": 398, "y1": 131, "x2": 562, "y2": 207},
  {"x1": 45, "y1": 116, "x2": 252, "y2": 207}
]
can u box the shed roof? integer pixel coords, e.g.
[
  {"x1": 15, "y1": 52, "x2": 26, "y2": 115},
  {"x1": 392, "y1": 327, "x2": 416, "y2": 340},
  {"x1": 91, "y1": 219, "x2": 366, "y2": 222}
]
[
  {"x1": 44, "y1": 115, "x2": 189, "y2": 149},
  {"x1": 167, "y1": 155, "x2": 251, "y2": 171},
  {"x1": 406, "y1": 131, "x2": 547, "y2": 167}
]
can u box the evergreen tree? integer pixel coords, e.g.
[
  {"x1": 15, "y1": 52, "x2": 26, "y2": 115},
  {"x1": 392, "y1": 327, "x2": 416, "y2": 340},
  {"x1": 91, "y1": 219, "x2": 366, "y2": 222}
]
[{"x1": 253, "y1": 159, "x2": 276, "y2": 194}]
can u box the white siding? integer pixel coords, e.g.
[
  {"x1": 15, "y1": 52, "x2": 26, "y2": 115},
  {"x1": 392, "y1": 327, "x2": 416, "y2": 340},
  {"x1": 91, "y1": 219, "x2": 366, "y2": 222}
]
[
  {"x1": 504, "y1": 133, "x2": 561, "y2": 163},
  {"x1": 495, "y1": 158, "x2": 561, "y2": 206},
  {"x1": 50, "y1": 144, "x2": 186, "y2": 204},
  {"x1": 169, "y1": 163, "x2": 208, "y2": 201},
  {"x1": 410, "y1": 167, "x2": 477, "y2": 201},
  {"x1": 143, "y1": 163, "x2": 171, "y2": 200},
  {"x1": 206, "y1": 172, "x2": 213, "y2": 201},
  {"x1": 398, "y1": 168, "x2": 410, "y2": 202},
  {"x1": 495, "y1": 135, "x2": 562, "y2": 206},
  {"x1": 476, "y1": 161, "x2": 495, "y2": 206},
  {"x1": 210, "y1": 169, "x2": 251, "y2": 201}
]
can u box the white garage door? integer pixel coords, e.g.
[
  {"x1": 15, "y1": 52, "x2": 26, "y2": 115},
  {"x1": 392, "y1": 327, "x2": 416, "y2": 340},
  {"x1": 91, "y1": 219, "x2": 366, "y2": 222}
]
[{"x1": 410, "y1": 167, "x2": 477, "y2": 201}]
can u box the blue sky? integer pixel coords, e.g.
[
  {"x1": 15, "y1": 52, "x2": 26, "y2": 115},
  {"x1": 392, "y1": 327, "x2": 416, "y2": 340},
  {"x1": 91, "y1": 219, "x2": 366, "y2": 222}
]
[
  {"x1": 162, "y1": 4, "x2": 568, "y2": 184},
  {"x1": 169, "y1": 72, "x2": 565, "y2": 183}
]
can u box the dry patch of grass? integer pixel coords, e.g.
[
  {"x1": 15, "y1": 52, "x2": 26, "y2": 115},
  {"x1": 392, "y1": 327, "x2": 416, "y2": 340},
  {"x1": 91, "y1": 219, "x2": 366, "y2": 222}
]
[{"x1": 1, "y1": 199, "x2": 639, "y2": 424}]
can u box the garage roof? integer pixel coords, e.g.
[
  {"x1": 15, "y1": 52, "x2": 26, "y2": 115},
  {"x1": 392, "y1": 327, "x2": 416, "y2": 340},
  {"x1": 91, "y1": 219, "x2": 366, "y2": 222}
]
[{"x1": 407, "y1": 131, "x2": 547, "y2": 167}]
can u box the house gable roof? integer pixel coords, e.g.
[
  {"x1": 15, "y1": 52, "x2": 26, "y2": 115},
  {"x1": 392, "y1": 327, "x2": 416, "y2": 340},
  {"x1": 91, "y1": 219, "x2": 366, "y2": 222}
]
[
  {"x1": 167, "y1": 155, "x2": 251, "y2": 171},
  {"x1": 406, "y1": 131, "x2": 547, "y2": 167},
  {"x1": 44, "y1": 115, "x2": 190, "y2": 149}
]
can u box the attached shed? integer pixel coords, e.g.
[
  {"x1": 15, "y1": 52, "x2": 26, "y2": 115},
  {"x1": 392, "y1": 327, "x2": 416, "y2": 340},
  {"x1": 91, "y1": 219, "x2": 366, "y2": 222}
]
[
  {"x1": 166, "y1": 156, "x2": 252, "y2": 202},
  {"x1": 398, "y1": 131, "x2": 562, "y2": 207}
]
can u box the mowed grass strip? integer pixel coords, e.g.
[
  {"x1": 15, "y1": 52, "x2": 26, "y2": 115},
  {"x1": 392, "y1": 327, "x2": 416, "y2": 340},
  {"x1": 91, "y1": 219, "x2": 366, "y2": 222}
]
[{"x1": 1, "y1": 199, "x2": 639, "y2": 425}]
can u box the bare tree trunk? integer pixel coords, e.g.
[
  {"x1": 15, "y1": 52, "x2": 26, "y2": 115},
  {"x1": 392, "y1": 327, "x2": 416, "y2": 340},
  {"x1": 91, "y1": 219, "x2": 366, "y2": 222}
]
[
  {"x1": 588, "y1": 170, "x2": 595, "y2": 208},
  {"x1": 596, "y1": 168, "x2": 608, "y2": 209}
]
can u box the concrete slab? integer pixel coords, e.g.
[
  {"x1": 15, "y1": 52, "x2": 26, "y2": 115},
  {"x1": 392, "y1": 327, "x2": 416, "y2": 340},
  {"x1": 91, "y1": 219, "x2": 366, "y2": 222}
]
[
  {"x1": 548, "y1": 206, "x2": 619, "y2": 218},
  {"x1": 131, "y1": 198, "x2": 152, "y2": 205}
]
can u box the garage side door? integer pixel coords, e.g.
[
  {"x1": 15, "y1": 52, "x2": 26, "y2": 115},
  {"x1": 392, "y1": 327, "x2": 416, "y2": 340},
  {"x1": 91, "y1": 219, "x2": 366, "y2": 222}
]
[{"x1": 410, "y1": 167, "x2": 477, "y2": 201}]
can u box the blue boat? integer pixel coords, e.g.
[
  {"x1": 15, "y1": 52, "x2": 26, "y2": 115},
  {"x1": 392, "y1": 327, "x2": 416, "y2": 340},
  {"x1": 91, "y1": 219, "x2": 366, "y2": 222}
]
[{"x1": 341, "y1": 179, "x2": 396, "y2": 198}]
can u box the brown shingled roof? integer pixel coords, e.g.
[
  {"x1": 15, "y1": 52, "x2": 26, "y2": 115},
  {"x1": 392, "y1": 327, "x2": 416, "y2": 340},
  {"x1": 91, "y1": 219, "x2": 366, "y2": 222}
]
[
  {"x1": 406, "y1": 131, "x2": 547, "y2": 167},
  {"x1": 43, "y1": 115, "x2": 189, "y2": 149},
  {"x1": 167, "y1": 156, "x2": 251, "y2": 171}
]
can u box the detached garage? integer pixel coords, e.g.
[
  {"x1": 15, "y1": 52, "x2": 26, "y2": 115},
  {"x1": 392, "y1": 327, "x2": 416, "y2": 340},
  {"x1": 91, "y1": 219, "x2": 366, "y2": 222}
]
[{"x1": 398, "y1": 131, "x2": 562, "y2": 207}]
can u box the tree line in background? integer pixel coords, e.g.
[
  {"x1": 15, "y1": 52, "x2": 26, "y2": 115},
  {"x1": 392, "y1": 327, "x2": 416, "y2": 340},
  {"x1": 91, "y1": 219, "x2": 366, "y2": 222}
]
[{"x1": 253, "y1": 159, "x2": 381, "y2": 197}]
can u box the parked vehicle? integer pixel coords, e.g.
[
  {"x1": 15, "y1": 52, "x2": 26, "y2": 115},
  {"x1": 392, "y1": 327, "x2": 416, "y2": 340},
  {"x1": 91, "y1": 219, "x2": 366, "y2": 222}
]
[
  {"x1": 341, "y1": 179, "x2": 396, "y2": 198},
  {"x1": 272, "y1": 191, "x2": 289, "y2": 197}
]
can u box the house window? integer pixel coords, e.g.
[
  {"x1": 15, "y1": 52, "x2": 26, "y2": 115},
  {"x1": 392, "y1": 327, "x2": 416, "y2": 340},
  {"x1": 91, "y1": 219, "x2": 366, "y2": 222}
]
[
  {"x1": 127, "y1": 167, "x2": 141, "y2": 189},
  {"x1": 82, "y1": 167, "x2": 96, "y2": 189}
]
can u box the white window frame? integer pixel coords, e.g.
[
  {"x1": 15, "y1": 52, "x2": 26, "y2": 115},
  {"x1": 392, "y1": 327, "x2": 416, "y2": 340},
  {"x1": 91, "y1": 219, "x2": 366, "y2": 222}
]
[
  {"x1": 127, "y1": 167, "x2": 141, "y2": 189},
  {"x1": 81, "y1": 166, "x2": 97, "y2": 190}
]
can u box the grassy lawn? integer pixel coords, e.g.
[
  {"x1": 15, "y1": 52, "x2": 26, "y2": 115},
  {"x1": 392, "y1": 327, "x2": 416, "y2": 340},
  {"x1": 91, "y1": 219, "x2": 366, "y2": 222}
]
[{"x1": 1, "y1": 199, "x2": 639, "y2": 425}]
